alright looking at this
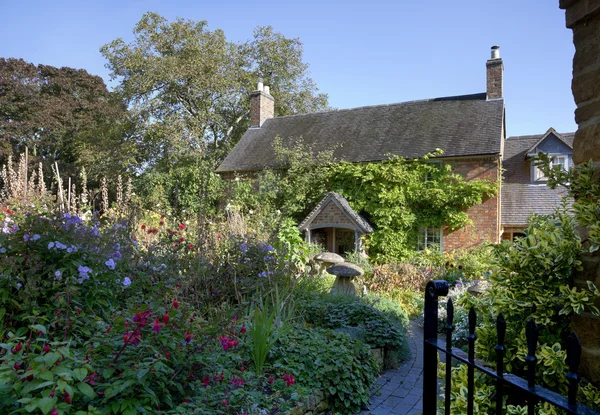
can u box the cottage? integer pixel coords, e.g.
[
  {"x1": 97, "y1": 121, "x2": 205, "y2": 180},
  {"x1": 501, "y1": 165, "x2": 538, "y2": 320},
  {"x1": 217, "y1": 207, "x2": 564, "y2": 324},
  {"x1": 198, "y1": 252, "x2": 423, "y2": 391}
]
[{"x1": 217, "y1": 46, "x2": 570, "y2": 252}]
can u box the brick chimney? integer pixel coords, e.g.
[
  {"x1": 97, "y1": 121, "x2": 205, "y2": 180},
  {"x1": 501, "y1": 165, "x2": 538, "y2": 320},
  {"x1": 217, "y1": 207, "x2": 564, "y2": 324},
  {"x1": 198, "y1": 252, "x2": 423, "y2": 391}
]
[
  {"x1": 486, "y1": 46, "x2": 503, "y2": 100},
  {"x1": 250, "y1": 79, "x2": 274, "y2": 127}
]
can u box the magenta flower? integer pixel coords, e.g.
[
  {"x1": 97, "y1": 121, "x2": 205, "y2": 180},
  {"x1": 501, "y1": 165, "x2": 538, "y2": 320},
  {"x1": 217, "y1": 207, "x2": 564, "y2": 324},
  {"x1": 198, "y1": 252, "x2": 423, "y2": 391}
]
[{"x1": 152, "y1": 318, "x2": 161, "y2": 332}]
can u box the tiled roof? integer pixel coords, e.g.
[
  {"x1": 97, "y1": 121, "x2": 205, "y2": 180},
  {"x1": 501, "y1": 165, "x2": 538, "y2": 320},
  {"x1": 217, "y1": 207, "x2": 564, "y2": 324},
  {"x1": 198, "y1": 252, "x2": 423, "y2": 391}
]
[
  {"x1": 502, "y1": 130, "x2": 575, "y2": 226},
  {"x1": 298, "y1": 192, "x2": 373, "y2": 233},
  {"x1": 217, "y1": 93, "x2": 504, "y2": 173},
  {"x1": 503, "y1": 130, "x2": 575, "y2": 184},
  {"x1": 501, "y1": 183, "x2": 571, "y2": 226}
]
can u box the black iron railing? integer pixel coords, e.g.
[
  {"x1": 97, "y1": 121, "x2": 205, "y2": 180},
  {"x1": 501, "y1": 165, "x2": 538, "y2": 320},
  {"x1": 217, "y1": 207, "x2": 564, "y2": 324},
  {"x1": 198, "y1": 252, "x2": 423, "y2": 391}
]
[{"x1": 423, "y1": 280, "x2": 600, "y2": 415}]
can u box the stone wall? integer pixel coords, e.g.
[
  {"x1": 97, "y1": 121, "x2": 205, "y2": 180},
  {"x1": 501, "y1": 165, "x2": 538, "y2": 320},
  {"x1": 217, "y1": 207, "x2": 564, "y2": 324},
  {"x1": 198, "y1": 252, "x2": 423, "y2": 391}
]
[
  {"x1": 559, "y1": 0, "x2": 600, "y2": 386},
  {"x1": 443, "y1": 156, "x2": 502, "y2": 251}
]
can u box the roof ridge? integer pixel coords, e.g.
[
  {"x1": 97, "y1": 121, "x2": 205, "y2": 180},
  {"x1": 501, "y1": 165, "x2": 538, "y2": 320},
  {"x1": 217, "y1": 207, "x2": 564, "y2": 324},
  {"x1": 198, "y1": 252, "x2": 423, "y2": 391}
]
[
  {"x1": 507, "y1": 132, "x2": 576, "y2": 140},
  {"x1": 268, "y1": 92, "x2": 491, "y2": 121}
]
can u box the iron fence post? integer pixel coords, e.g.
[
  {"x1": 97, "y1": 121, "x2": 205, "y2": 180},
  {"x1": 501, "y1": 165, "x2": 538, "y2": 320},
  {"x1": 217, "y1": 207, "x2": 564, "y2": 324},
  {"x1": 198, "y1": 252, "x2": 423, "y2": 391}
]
[{"x1": 423, "y1": 280, "x2": 449, "y2": 415}]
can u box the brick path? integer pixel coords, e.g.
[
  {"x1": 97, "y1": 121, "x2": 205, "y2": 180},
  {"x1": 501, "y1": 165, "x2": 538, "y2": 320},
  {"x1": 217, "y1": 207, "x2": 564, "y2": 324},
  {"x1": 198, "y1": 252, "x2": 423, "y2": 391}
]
[{"x1": 359, "y1": 320, "x2": 424, "y2": 415}]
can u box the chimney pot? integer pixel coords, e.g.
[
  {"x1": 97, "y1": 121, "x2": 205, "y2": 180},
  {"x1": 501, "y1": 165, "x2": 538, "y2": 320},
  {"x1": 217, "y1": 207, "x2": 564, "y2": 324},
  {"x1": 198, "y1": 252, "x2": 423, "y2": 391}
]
[
  {"x1": 486, "y1": 45, "x2": 503, "y2": 100},
  {"x1": 491, "y1": 45, "x2": 500, "y2": 59},
  {"x1": 264, "y1": 85, "x2": 270, "y2": 95},
  {"x1": 257, "y1": 78, "x2": 264, "y2": 92}
]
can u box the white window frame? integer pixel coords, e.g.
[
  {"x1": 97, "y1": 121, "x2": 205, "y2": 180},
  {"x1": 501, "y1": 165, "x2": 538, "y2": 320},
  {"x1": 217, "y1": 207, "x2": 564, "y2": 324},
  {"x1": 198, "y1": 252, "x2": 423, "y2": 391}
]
[
  {"x1": 417, "y1": 227, "x2": 443, "y2": 252},
  {"x1": 532, "y1": 154, "x2": 571, "y2": 182}
]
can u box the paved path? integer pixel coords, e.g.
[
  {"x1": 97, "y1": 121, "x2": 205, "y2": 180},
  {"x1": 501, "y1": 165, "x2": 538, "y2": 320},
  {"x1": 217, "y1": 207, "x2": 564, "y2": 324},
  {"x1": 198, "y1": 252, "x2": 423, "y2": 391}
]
[{"x1": 359, "y1": 320, "x2": 424, "y2": 415}]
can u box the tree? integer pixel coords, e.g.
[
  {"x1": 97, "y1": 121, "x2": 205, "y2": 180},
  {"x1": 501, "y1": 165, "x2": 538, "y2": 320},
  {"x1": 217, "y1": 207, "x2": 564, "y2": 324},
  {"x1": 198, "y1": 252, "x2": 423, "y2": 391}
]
[
  {"x1": 0, "y1": 58, "x2": 134, "y2": 181},
  {"x1": 100, "y1": 12, "x2": 329, "y2": 165}
]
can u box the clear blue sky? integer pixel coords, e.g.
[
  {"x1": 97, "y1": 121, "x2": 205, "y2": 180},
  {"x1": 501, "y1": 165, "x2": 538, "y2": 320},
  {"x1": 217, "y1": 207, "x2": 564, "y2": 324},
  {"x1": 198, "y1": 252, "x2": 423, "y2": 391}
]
[{"x1": 0, "y1": 0, "x2": 575, "y2": 137}]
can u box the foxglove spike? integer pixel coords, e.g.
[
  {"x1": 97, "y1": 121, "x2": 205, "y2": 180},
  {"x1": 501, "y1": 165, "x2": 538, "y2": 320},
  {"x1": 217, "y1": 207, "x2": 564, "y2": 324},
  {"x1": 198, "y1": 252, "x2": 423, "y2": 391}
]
[
  {"x1": 526, "y1": 319, "x2": 539, "y2": 357},
  {"x1": 497, "y1": 313, "x2": 506, "y2": 346},
  {"x1": 468, "y1": 307, "x2": 477, "y2": 335},
  {"x1": 447, "y1": 298, "x2": 454, "y2": 326},
  {"x1": 567, "y1": 332, "x2": 582, "y2": 374}
]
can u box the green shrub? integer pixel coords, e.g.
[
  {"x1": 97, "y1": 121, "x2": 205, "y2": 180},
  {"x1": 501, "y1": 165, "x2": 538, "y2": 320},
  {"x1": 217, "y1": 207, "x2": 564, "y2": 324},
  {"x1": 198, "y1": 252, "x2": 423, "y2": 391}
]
[
  {"x1": 271, "y1": 327, "x2": 379, "y2": 413},
  {"x1": 299, "y1": 295, "x2": 409, "y2": 369}
]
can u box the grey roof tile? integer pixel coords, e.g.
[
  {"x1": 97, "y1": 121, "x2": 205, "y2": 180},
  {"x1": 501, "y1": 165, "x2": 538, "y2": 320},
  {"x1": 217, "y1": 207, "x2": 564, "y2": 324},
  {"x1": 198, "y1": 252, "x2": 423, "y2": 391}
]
[
  {"x1": 217, "y1": 93, "x2": 504, "y2": 173},
  {"x1": 501, "y1": 183, "x2": 572, "y2": 226}
]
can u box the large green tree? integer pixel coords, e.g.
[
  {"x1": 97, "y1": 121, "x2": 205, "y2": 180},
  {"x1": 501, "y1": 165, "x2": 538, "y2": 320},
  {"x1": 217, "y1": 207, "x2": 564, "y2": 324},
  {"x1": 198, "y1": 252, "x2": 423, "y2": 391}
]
[
  {"x1": 100, "y1": 12, "x2": 329, "y2": 164},
  {"x1": 0, "y1": 58, "x2": 136, "y2": 181},
  {"x1": 100, "y1": 13, "x2": 329, "y2": 216}
]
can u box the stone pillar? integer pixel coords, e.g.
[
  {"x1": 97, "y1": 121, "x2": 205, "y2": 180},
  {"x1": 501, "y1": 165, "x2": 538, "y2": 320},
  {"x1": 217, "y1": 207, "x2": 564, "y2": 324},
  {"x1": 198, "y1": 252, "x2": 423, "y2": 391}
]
[{"x1": 560, "y1": 0, "x2": 600, "y2": 385}]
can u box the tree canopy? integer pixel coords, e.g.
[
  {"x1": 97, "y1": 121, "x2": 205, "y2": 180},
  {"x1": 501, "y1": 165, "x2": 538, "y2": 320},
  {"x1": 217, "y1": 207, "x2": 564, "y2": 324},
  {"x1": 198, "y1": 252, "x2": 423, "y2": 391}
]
[
  {"x1": 100, "y1": 12, "x2": 329, "y2": 164},
  {"x1": 0, "y1": 58, "x2": 135, "y2": 181}
]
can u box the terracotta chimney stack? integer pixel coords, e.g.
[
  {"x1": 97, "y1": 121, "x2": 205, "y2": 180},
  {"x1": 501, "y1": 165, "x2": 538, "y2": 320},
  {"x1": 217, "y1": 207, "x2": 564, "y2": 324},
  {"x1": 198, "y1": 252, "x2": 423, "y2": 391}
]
[
  {"x1": 250, "y1": 78, "x2": 274, "y2": 127},
  {"x1": 486, "y1": 46, "x2": 503, "y2": 100}
]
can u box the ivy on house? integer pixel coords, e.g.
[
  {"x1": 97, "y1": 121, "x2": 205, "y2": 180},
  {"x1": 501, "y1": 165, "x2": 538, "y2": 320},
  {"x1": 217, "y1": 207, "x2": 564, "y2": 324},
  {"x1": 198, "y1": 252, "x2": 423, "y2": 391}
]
[{"x1": 329, "y1": 151, "x2": 498, "y2": 263}]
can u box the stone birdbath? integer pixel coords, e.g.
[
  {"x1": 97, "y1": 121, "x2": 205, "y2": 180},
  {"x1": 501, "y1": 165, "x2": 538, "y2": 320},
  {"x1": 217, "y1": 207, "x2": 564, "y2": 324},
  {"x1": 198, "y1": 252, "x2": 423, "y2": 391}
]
[
  {"x1": 314, "y1": 252, "x2": 345, "y2": 275},
  {"x1": 327, "y1": 262, "x2": 364, "y2": 296}
]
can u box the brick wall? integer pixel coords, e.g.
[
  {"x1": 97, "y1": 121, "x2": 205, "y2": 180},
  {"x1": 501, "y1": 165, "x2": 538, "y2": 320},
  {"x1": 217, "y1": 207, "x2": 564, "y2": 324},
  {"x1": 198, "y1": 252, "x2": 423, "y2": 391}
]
[
  {"x1": 311, "y1": 201, "x2": 355, "y2": 227},
  {"x1": 250, "y1": 91, "x2": 274, "y2": 127},
  {"x1": 443, "y1": 157, "x2": 501, "y2": 251}
]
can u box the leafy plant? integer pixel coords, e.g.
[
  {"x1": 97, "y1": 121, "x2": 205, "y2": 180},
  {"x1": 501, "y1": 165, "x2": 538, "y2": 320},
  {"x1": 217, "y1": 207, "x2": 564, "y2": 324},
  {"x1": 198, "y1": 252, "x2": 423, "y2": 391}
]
[{"x1": 249, "y1": 288, "x2": 294, "y2": 374}]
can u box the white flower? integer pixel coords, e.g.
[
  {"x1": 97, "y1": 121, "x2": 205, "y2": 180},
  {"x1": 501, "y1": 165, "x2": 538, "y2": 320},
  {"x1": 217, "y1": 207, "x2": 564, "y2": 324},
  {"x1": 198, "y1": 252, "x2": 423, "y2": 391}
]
[{"x1": 248, "y1": 210, "x2": 254, "y2": 215}]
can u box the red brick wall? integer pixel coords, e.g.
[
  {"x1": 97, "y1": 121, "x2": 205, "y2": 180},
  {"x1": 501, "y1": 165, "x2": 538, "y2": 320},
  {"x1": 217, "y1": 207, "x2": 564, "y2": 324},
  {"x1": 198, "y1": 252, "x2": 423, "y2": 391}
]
[
  {"x1": 442, "y1": 157, "x2": 501, "y2": 251},
  {"x1": 250, "y1": 91, "x2": 274, "y2": 127},
  {"x1": 312, "y1": 201, "x2": 355, "y2": 227}
]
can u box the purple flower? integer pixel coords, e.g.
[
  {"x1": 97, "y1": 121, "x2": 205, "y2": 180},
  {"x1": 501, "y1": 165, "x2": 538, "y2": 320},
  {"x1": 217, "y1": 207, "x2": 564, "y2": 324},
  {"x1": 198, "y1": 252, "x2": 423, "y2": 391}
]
[
  {"x1": 105, "y1": 258, "x2": 116, "y2": 270},
  {"x1": 55, "y1": 242, "x2": 67, "y2": 250},
  {"x1": 32, "y1": 234, "x2": 40, "y2": 241},
  {"x1": 240, "y1": 243, "x2": 248, "y2": 253},
  {"x1": 0, "y1": 247, "x2": 6, "y2": 254},
  {"x1": 23, "y1": 234, "x2": 30, "y2": 242},
  {"x1": 122, "y1": 277, "x2": 131, "y2": 287},
  {"x1": 48, "y1": 242, "x2": 55, "y2": 249},
  {"x1": 55, "y1": 270, "x2": 62, "y2": 279},
  {"x1": 77, "y1": 266, "x2": 92, "y2": 283}
]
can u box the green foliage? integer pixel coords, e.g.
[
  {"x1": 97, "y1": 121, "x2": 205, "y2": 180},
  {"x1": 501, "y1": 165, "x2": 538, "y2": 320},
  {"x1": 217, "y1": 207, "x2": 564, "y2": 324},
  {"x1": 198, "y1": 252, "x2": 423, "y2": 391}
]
[
  {"x1": 101, "y1": 13, "x2": 328, "y2": 161},
  {"x1": 536, "y1": 155, "x2": 600, "y2": 252},
  {"x1": 330, "y1": 152, "x2": 498, "y2": 262},
  {"x1": 445, "y1": 210, "x2": 600, "y2": 413},
  {"x1": 257, "y1": 137, "x2": 336, "y2": 219},
  {"x1": 0, "y1": 58, "x2": 131, "y2": 181},
  {"x1": 135, "y1": 155, "x2": 224, "y2": 217},
  {"x1": 248, "y1": 289, "x2": 294, "y2": 374},
  {"x1": 271, "y1": 327, "x2": 379, "y2": 413},
  {"x1": 299, "y1": 294, "x2": 409, "y2": 369}
]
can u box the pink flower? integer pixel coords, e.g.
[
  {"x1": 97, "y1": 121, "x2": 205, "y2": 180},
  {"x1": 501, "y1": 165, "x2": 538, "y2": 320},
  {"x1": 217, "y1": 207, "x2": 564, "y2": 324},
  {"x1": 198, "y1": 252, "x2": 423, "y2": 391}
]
[
  {"x1": 179, "y1": 223, "x2": 186, "y2": 230},
  {"x1": 269, "y1": 376, "x2": 274, "y2": 384},
  {"x1": 185, "y1": 332, "x2": 192, "y2": 343},
  {"x1": 163, "y1": 313, "x2": 169, "y2": 325},
  {"x1": 43, "y1": 344, "x2": 50, "y2": 353},
  {"x1": 173, "y1": 299, "x2": 179, "y2": 309},
  {"x1": 283, "y1": 374, "x2": 296, "y2": 387},
  {"x1": 153, "y1": 318, "x2": 161, "y2": 332},
  {"x1": 202, "y1": 376, "x2": 210, "y2": 387},
  {"x1": 240, "y1": 325, "x2": 246, "y2": 334}
]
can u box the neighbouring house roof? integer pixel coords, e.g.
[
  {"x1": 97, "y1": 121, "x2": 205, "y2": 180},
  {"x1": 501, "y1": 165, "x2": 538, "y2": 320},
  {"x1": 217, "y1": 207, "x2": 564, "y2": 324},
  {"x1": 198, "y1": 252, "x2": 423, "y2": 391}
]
[
  {"x1": 524, "y1": 127, "x2": 573, "y2": 156},
  {"x1": 501, "y1": 183, "x2": 571, "y2": 226},
  {"x1": 501, "y1": 129, "x2": 575, "y2": 226},
  {"x1": 298, "y1": 192, "x2": 373, "y2": 233},
  {"x1": 216, "y1": 93, "x2": 504, "y2": 173}
]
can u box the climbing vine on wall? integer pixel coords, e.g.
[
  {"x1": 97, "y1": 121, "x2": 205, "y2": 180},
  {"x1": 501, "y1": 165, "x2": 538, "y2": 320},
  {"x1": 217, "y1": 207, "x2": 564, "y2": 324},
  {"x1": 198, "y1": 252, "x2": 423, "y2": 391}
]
[{"x1": 329, "y1": 151, "x2": 498, "y2": 263}]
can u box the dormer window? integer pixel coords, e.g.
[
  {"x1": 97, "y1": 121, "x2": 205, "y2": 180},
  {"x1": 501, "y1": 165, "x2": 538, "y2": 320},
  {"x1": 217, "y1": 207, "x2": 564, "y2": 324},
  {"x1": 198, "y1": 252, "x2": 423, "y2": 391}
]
[{"x1": 532, "y1": 154, "x2": 570, "y2": 182}]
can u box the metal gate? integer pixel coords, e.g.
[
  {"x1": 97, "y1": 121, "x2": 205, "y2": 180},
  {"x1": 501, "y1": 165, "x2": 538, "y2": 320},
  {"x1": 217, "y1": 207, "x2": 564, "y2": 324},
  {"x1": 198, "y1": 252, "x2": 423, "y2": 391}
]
[{"x1": 423, "y1": 280, "x2": 600, "y2": 415}]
